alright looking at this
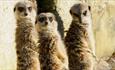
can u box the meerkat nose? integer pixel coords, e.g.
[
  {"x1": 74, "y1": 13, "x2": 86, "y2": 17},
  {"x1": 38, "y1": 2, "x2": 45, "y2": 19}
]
[
  {"x1": 45, "y1": 21, "x2": 48, "y2": 25},
  {"x1": 24, "y1": 13, "x2": 28, "y2": 16}
]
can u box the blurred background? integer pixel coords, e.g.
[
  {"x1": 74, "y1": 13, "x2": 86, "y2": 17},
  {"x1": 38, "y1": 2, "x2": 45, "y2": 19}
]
[{"x1": 0, "y1": 0, "x2": 115, "y2": 69}]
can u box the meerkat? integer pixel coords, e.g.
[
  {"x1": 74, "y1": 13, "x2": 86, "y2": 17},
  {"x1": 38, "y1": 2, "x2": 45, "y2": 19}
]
[
  {"x1": 64, "y1": 3, "x2": 95, "y2": 70},
  {"x1": 14, "y1": 1, "x2": 40, "y2": 70},
  {"x1": 35, "y1": 12, "x2": 68, "y2": 70}
]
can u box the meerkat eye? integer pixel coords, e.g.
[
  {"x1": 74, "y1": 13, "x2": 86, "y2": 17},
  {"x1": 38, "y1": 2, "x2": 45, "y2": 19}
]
[
  {"x1": 39, "y1": 17, "x2": 46, "y2": 22},
  {"x1": 18, "y1": 7, "x2": 24, "y2": 12},
  {"x1": 28, "y1": 7, "x2": 32, "y2": 12},
  {"x1": 83, "y1": 10, "x2": 87, "y2": 16},
  {"x1": 73, "y1": 13, "x2": 79, "y2": 17},
  {"x1": 49, "y1": 17, "x2": 53, "y2": 22}
]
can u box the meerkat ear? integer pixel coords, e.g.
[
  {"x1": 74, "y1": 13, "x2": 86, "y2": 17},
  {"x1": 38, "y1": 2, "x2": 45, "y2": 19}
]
[
  {"x1": 70, "y1": 10, "x2": 72, "y2": 15},
  {"x1": 14, "y1": 7, "x2": 16, "y2": 12},
  {"x1": 35, "y1": 16, "x2": 38, "y2": 24},
  {"x1": 88, "y1": 5, "x2": 91, "y2": 11},
  {"x1": 35, "y1": 17, "x2": 38, "y2": 24},
  {"x1": 35, "y1": 20, "x2": 37, "y2": 24}
]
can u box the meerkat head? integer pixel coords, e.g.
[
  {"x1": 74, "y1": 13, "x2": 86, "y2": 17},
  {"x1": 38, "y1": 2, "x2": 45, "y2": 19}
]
[
  {"x1": 14, "y1": 1, "x2": 36, "y2": 22},
  {"x1": 35, "y1": 13, "x2": 57, "y2": 32},
  {"x1": 70, "y1": 3, "x2": 91, "y2": 24}
]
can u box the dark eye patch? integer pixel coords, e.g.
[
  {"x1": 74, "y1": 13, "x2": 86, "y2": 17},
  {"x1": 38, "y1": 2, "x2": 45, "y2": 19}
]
[
  {"x1": 38, "y1": 17, "x2": 47, "y2": 22},
  {"x1": 28, "y1": 7, "x2": 32, "y2": 12},
  {"x1": 18, "y1": 7, "x2": 25, "y2": 12},
  {"x1": 83, "y1": 10, "x2": 87, "y2": 16},
  {"x1": 73, "y1": 13, "x2": 79, "y2": 17},
  {"x1": 49, "y1": 17, "x2": 53, "y2": 22}
]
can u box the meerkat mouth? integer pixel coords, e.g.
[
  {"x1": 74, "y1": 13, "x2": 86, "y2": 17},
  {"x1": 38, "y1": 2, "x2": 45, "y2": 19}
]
[{"x1": 22, "y1": 17, "x2": 32, "y2": 21}]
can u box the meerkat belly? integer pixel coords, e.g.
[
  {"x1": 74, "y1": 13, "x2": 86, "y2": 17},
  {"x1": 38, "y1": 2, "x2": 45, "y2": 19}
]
[
  {"x1": 39, "y1": 37, "x2": 66, "y2": 70},
  {"x1": 65, "y1": 22, "x2": 94, "y2": 70},
  {"x1": 68, "y1": 47, "x2": 93, "y2": 70}
]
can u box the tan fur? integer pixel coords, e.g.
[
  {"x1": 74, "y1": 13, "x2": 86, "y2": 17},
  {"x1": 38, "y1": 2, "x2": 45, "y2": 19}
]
[
  {"x1": 35, "y1": 13, "x2": 68, "y2": 70},
  {"x1": 14, "y1": 1, "x2": 40, "y2": 70},
  {"x1": 65, "y1": 3, "x2": 94, "y2": 70}
]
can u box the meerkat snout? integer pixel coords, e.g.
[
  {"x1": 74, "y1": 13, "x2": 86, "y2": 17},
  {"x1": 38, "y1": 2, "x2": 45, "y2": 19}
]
[
  {"x1": 70, "y1": 3, "x2": 91, "y2": 24},
  {"x1": 24, "y1": 12, "x2": 28, "y2": 16}
]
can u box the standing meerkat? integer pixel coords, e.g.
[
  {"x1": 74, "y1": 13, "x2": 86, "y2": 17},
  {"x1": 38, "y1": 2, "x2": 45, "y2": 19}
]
[
  {"x1": 35, "y1": 13, "x2": 68, "y2": 70},
  {"x1": 14, "y1": 1, "x2": 40, "y2": 70},
  {"x1": 64, "y1": 3, "x2": 95, "y2": 70}
]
